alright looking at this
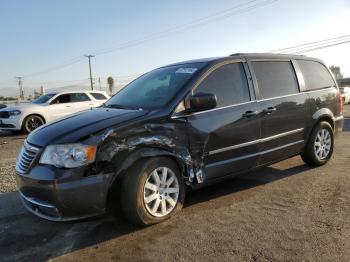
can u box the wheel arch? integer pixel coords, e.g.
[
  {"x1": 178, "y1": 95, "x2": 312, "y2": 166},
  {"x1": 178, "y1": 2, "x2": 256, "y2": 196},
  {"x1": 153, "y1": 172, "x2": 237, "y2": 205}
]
[
  {"x1": 22, "y1": 113, "x2": 46, "y2": 124},
  {"x1": 306, "y1": 109, "x2": 335, "y2": 144},
  {"x1": 311, "y1": 108, "x2": 335, "y2": 130},
  {"x1": 105, "y1": 147, "x2": 187, "y2": 211}
]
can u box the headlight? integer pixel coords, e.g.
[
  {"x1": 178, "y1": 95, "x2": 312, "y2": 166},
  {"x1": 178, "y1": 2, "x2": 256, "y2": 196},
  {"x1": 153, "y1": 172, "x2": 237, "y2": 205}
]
[
  {"x1": 9, "y1": 110, "x2": 21, "y2": 116},
  {"x1": 40, "y1": 144, "x2": 97, "y2": 168}
]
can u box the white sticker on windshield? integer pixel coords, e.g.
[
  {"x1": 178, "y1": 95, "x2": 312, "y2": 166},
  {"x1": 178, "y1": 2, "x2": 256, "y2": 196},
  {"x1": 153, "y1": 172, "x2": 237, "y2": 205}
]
[{"x1": 175, "y1": 68, "x2": 198, "y2": 74}]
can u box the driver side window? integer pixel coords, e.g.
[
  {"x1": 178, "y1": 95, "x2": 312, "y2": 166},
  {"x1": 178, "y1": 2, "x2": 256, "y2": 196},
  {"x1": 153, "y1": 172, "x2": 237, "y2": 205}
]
[
  {"x1": 51, "y1": 94, "x2": 71, "y2": 104},
  {"x1": 194, "y1": 62, "x2": 250, "y2": 107}
]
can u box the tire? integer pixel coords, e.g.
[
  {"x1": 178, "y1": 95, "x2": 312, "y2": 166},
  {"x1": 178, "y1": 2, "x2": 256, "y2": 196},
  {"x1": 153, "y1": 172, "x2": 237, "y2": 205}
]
[
  {"x1": 301, "y1": 121, "x2": 334, "y2": 166},
  {"x1": 22, "y1": 115, "x2": 45, "y2": 134},
  {"x1": 121, "y1": 157, "x2": 185, "y2": 226}
]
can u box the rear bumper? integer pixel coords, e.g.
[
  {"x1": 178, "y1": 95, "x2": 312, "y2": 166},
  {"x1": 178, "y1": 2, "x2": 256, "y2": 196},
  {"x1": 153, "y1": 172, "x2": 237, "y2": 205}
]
[
  {"x1": 334, "y1": 115, "x2": 344, "y2": 134},
  {"x1": 16, "y1": 165, "x2": 114, "y2": 221}
]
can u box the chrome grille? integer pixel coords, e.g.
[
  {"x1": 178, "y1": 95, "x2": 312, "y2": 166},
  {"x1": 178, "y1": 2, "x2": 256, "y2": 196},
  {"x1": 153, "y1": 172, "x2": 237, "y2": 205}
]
[{"x1": 16, "y1": 141, "x2": 40, "y2": 174}]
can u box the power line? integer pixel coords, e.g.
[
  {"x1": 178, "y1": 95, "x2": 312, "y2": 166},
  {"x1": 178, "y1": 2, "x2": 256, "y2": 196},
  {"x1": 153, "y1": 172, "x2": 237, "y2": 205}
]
[
  {"x1": 289, "y1": 40, "x2": 350, "y2": 54},
  {"x1": 269, "y1": 34, "x2": 350, "y2": 53},
  {"x1": 22, "y1": 56, "x2": 85, "y2": 78},
  {"x1": 3, "y1": 0, "x2": 277, "y2": 82},
  {"x1": 93, "y1": 0, "x2": 278, "y2": 56}
]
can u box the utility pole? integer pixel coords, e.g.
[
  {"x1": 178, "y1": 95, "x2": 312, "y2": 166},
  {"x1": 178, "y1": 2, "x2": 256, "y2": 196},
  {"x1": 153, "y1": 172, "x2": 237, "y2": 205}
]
[
  {"x1": 98, "y1": 77, "x2": 102, "y2": 91},
  {"x1": 84, "y1": 55, "x2": 95, "y2": 90},
  {"x1": 15, "y1": 76, "x2": 24, "y2": 100}
]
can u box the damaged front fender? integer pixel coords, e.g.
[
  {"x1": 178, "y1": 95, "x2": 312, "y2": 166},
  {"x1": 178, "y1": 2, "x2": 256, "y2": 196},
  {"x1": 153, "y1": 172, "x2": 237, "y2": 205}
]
[{"x1": 85, "y1": 119, "x2": 206, "y2": 186}]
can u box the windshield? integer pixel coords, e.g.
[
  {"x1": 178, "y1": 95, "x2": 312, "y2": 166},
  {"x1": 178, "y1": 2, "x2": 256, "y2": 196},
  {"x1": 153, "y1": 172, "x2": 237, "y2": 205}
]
[
  {"x1": 32, "y1": 93, "x2": 57, "y2": 104},
  {"x1": 105, "y1": 63, "x2": 205, "y2": 109}
]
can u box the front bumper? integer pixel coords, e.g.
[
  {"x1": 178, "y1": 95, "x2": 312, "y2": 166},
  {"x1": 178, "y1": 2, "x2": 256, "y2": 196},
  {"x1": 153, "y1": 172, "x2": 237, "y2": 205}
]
[
  {"x1": 0, "y1": 115, "x2": 22, "y2": 130},
  {"x1": 16, "y1": 164, "x2": 114, "y2": 221}
]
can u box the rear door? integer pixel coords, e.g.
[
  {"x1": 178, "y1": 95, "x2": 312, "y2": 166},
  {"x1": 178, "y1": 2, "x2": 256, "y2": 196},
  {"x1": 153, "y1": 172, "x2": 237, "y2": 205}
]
[
  {"x1": 185, "y1": 60, "x2": 261, "y2": 181},
  {"x1": 249, "y1": 59, "x2": 309, "y2": 166},
  {"x1": 71, "y1": 93, "x2": 93, "y2": 112}
]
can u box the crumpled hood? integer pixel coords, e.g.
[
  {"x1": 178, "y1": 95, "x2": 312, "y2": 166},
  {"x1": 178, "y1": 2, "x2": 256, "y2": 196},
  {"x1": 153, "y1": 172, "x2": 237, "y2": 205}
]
[{"x1": 27, "y1": 107, "x2": 149, "y2": 147}]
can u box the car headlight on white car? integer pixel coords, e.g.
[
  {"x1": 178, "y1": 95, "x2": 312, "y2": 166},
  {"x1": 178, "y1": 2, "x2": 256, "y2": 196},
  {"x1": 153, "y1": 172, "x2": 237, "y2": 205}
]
[
  {"x1": 40, "y1": 144, "x2": 97, "y2": 168},
  {"x1": 8, "y1": 110, "x2": 21, "y2": 116}
]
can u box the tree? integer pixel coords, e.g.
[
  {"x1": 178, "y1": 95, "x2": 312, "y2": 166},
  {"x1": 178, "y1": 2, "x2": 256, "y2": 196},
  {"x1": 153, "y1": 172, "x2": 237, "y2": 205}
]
[
  {"x1": 330, "y1": 66, "x2": 343, "y2": 80},
  {"x1": 107, "y1": 76, "x2": 114, "y2": 95}
]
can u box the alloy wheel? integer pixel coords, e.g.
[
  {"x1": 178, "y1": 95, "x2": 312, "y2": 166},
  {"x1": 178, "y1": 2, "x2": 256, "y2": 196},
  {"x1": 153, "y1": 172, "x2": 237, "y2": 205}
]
[
  {"x1": 25, "y1": 116, "x2": 44, "y2": 132},
  {"x1": 143, "y1": 167, "x2": 179, "y2": 217},
  {"x1": 314, "y1": 128, "x2": 332, "y2": 160}
]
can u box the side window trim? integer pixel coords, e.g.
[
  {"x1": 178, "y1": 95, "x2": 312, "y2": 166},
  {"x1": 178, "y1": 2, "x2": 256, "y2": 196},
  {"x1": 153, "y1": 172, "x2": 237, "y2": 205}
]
[{"x1": 291, "y1": 59, "x2": 306, "y2": 92}]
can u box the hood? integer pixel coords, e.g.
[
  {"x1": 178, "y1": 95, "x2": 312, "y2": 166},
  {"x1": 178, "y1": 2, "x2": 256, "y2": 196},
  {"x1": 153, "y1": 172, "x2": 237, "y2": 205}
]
[
  {"x1": 0, "y1": 102, "x2": 41, "y2": 112},
  {"x1": 27, "y1": 107, "x2": 149, "y2": 147}
]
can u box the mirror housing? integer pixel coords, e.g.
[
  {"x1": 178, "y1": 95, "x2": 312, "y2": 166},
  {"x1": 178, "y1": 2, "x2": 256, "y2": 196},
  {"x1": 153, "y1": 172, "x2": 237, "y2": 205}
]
[{"x1": 185, "y1": 92, "x2": 217, "y2": 113}]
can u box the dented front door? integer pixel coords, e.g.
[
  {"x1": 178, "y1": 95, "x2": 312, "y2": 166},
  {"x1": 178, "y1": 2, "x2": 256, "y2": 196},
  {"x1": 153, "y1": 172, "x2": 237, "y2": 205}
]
[{"x1": 186, "y1": 61, "x2": 261, "y2": 182}]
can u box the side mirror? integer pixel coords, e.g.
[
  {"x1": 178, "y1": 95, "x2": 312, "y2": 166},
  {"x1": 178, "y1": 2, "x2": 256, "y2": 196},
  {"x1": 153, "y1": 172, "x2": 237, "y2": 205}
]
[{"x1": 186, "y1": 92, "x2": 217, "y2": 113}]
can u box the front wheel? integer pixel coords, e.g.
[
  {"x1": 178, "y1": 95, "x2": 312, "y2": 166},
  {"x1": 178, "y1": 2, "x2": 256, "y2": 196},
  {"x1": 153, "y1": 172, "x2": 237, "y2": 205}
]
[
  {"x1": 22, "y1": 115, "x2": 45, "y2": 134},
  {"x1": 121, "y1": 157, "x2": 185, "y2": 226},
  {"x1": 301, "y1": 121, "x2": 334, "y2": 166}
]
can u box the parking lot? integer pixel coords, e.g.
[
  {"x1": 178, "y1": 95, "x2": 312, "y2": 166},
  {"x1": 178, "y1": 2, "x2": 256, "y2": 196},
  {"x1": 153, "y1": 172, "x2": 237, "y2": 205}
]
[{"x1": 0, "y1": 106, "x2": 349, "y2": 262}]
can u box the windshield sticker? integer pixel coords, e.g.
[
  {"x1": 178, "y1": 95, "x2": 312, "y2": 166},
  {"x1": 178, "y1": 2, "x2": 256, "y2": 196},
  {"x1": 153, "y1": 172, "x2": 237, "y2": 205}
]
[{"x1": 175, "y1": 68, "x2": 198, "y2": 74}]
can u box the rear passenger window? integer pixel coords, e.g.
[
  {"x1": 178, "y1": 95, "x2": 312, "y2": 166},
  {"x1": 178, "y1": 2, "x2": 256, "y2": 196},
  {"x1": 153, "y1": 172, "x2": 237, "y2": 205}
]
[
  {"x1": 71, "y1": 93, "x2": 91, "y2": 102},
  {"x1": 195, "y1": 63, "x2": 250, "y2": 107},
  {"x1": 297, "y1": 60, "x2": 335, "y2": 91},
  {"x1": 252, "y1": 61, "x2": 299, "y2": 99},
  {"x1": 90, "y1": 93, "x2": 108, "y2": 100}
]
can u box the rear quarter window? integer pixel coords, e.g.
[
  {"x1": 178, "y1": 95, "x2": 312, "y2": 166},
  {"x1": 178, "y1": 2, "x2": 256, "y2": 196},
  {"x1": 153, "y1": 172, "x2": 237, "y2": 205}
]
[
  {"x1": 252, "y1": 61, "x2": 299, "y2": 99},
  {"x1": 297, "y1": 60, "x2": 335, "y2": 91}
]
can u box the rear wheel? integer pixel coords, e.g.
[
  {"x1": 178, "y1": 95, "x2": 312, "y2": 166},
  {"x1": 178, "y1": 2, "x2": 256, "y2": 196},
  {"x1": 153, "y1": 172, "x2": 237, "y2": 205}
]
[
  {"x1": 301, "y1": 121, "x2": 334, "y2": 166},
  {"x1": 121, "y1": 157, "x2": 185, "y2": 226},
  {"x1": 22, "y1": 115, "x2": 45, "y2": 134}
]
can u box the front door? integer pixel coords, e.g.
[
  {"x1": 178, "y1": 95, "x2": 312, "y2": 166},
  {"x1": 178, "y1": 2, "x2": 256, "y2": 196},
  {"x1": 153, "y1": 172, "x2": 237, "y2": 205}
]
[
  {"x1": 48, "y1": 93, "x2": 75, "y2": 120},
  {"x1": 186, "y1": 61, "x2": 261, "y2": 182},
  {"x1": 249, "y1": 60, "x2": 309, "y2": 166}
]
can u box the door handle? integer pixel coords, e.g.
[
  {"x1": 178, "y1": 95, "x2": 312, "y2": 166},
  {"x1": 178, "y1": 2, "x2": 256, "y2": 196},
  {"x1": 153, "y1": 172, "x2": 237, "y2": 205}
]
[
  {"x1": 242, "y1": 110, "x2": 258, "y2": 118},
  {"x1": 263, "y1": 106, "x2": 276, "y2": 114},
  {"x1": 65, "y1": 105, "x2": 71, "y2": 107}
]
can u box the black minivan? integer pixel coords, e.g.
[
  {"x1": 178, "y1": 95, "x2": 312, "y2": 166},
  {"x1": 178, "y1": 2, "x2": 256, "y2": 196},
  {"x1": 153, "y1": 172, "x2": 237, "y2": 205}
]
[{"x1": 16, "y1": 53, "x2": 344, "y2": 226}]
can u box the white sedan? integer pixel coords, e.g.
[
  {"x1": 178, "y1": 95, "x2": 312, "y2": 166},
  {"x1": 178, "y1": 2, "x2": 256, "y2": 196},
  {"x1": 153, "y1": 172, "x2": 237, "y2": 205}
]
[{"x1": 0, "y1": 90, "x2": 110, "y2": 133}]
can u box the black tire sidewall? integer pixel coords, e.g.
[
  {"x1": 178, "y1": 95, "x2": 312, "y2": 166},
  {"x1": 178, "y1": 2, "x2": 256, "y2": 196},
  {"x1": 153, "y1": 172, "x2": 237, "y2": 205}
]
[{"x1": 123, "y1": 157, "x2": 185, "y2": 226}]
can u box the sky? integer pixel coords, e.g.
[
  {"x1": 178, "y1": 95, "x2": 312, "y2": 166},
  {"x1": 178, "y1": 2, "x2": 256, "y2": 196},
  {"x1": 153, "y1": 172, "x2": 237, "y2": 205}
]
[{"x1": 0, "y1": 0, "x2": 349, "y2": 97}]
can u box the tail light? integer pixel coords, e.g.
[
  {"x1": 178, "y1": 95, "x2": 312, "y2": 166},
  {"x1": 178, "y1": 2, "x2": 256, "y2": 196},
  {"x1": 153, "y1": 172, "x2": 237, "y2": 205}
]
[{"x1": 339, "y1": 91, "x2": 343, "y2": 113}]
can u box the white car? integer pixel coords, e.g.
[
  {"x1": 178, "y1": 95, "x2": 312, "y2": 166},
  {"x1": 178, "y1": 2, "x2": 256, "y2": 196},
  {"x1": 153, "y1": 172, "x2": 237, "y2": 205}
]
[
  {"x1": 340, "y1": 87, "x2": 350, "y2": 104},
  {"x1": 0, "y1": 90, "x2": 110, "y2": 133}
]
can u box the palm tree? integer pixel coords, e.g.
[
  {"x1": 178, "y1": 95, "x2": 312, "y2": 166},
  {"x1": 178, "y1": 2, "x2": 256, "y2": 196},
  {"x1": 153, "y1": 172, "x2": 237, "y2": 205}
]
[{"x1": 107, "y1": 77, "x2": 114, "y2": 95}]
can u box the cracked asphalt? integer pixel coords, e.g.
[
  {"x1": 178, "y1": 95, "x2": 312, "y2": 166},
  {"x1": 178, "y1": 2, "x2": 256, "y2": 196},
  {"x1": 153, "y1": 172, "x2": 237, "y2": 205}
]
[{"x1": 0, "y1": 106, "x2": 349, "y2": 262}]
